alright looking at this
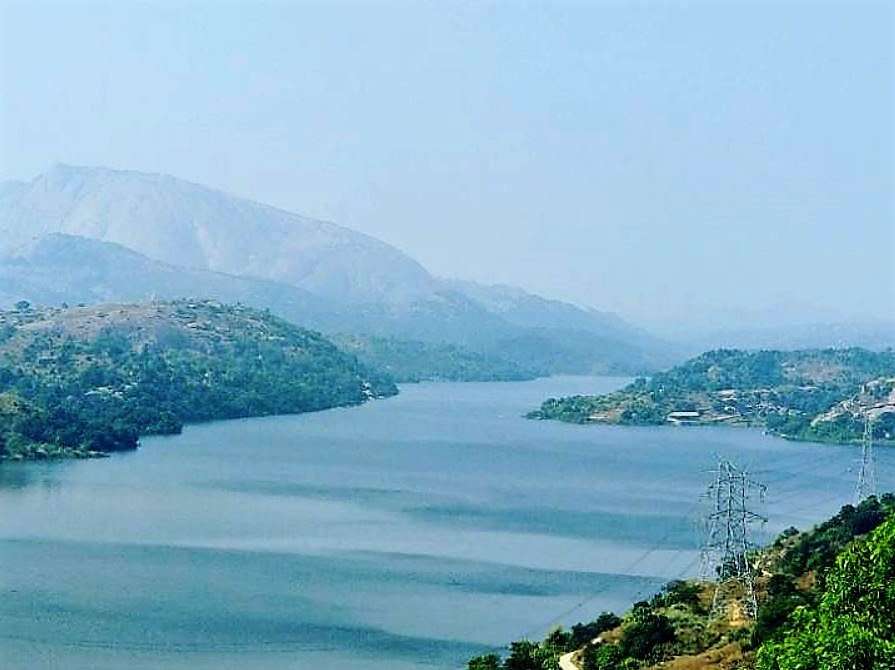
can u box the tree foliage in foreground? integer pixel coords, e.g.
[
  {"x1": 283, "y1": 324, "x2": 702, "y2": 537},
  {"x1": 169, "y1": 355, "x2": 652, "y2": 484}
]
[{"x1": 756, "y1": 514, "x2": 895, "y2": 670}]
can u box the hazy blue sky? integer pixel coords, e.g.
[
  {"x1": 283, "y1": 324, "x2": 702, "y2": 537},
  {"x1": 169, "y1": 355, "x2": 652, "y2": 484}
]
[{"x1": 1, "y1": 0, "x2": 892, "y2": 327}]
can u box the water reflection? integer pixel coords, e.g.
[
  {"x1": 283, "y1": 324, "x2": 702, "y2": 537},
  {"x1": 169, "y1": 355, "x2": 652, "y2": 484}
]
[{"x1": 0, "y1": 461, "x2": 67, "y2": 492}]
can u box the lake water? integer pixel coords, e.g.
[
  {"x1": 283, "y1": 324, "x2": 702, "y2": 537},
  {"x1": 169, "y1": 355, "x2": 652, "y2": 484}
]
[{"x1": 1, "y1": 376, "x2": 892, "y2": 670}]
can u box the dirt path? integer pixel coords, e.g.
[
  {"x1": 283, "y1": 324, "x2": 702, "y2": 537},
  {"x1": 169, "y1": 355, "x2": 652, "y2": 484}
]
[{"x1": 558, "y1": 650, "x2": 579, "y2": 670}]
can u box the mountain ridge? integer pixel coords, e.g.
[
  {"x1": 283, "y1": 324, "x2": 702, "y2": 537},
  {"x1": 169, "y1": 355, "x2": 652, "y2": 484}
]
[
  {"x1": 0, "y1": 164, "x2": 672, "y2": 375},
  {"x1": 0, "y1": 163, "x2": 436, "y2": 305}
]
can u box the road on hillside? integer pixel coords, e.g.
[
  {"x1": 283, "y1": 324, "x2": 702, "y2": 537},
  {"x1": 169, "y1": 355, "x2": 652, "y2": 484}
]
[{"x1": 559, "y1": 650, "x2": 578, "y2": 670}]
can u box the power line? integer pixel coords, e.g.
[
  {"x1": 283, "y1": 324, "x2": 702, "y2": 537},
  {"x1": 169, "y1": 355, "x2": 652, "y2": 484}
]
[
  {"x1": 854, "y1": 414, "x2": 877, "y2": 505},
  {"x1": 485, "y1": 499, "x2": 704, "y2": 653},
  {"x1": 699, "y1": 458, "x2": 766, "y2": 620},
  {"x1": 482, "y1": 437, "x2": 878, "y2": 660}
]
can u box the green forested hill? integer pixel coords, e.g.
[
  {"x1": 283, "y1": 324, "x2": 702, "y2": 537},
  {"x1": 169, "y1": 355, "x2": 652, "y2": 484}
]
[
  {"x1": 331, "y1": 333, "x2": 540, "y2": 382},
  {"x1": 0, "y1": 300, "x2": 396, "y2": 460},
  {"x1": 529, "y1": 348, "x2": 895, "y2": 445},
  {"x1": 756, "y1": 500, "x2": 895, "y2": 669}
]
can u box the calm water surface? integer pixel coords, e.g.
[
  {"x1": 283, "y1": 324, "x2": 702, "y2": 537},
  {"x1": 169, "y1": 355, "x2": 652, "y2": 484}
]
[{"x1": 1, "y1": 376, "x2": 892, "y2": 669}]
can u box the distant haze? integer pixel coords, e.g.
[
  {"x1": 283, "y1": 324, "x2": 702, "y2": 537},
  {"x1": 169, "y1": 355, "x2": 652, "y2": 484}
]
[{"x1": 1, "y1": 0, "x2": 892, "y2": 329}]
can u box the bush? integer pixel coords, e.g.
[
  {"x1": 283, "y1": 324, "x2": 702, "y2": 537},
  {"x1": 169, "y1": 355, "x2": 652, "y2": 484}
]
[
  {"x1": 569, "y1": 613, "x2": 622, "y2": 649},
  {"x1": 620, "y1": 603, "x2": 676, "y2": 661},
  {"x1": 779, "y1": 496, "x2": 893, "y2": 581},
  {"x1": 503, "y1": 639, "x2": 559, "y2": 670},
  {"x1": 651, "y1": 580, "x2": 704, "y2": 612},
  {"x1": 468, "y1": 654, "x2": 501, "y2": 670},
  {"x1": 581, "y1": 643, "x2": 625, "y2": 670}
]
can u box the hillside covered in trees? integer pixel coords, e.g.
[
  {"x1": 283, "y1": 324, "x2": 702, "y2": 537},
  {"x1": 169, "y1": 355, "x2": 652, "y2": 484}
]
[
  {"x1": 468, "y1": 494, "x2": 895, "y2": 670},
  {"x1": 529, "y1": 348, "x2": 895, "y2": 445},
  {"x1": 0, "y1": 300, "x2": 397, "y2": 460},
  {"x1": 331, "y1": 333, "x2": 540, "y2": 382}
]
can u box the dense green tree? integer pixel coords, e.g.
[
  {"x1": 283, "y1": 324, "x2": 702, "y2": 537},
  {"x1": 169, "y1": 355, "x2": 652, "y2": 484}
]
[
  {"x1": 650, "y1": 579, "x2": 704, "y2": 612},
  {"x1": 543, "y1": 628, "x2": 571, "y2": 653},
  {"x1": 778, "y1": 495, "x2": 893, "y2": 580},
  {"x1": 757, "y1": 515, "x2": 895, "y2": 669},
  {"x1": 505, "y1": 640, "x2": 543, "y2": 670},
  {"x1": 568, "y1": 613, "x2": 622, "y2": 650},
  {"x1": 467, "y1": 654, "x2": 502, "y2": 670},
  {"x1": 581, "y1": 642, "x2": 627, "y2": 670},
  {"x1": 502, "y1": 639, "x2": 560, "y2": 670},
  {"x1": 619, "y1": 602, "x2": 676, "y2": 661}
]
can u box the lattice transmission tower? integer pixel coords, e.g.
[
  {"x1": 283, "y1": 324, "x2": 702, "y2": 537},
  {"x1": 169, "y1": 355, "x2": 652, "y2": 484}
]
[
  {"x1": 699, "y1": 459, "x2": 767, "y2": 620},
  {"x1": 854, "y1": 415, "x2": 877, "y2": 505}
]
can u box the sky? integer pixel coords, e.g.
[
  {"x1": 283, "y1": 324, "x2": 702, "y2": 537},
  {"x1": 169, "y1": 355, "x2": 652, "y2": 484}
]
[{"x1": 1, "y1": 0, "x2": 893, "y2": 329}]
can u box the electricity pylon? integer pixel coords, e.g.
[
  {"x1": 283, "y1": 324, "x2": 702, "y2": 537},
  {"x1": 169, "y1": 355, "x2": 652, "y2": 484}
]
[
  {"x1": 700, "y1": 459, "x2": 767, "y2": 619},
  {"x1": 854, "y1": 415, "x2": 876, "y2": 505}
]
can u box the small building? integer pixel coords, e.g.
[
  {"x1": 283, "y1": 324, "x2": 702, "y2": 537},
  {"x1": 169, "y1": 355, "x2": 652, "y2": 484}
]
[{"x1": 667, "y1": 410, "x2": 701, "y2": 424}]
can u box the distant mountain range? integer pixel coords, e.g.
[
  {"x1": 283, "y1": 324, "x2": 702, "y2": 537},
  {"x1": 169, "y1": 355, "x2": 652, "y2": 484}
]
[
  {"x1": 0, "y1": 164, "x2": 433, "y2": 305},
  {"x1": 0, "y1": 165, "x2": 675, "y2": 375}
]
